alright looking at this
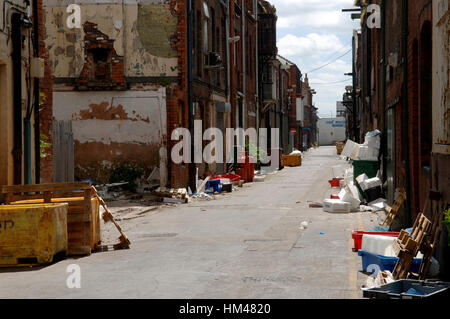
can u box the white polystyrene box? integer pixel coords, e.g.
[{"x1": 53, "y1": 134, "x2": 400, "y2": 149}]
[
  {"x1": 365, "y1": 177, "x2": 382, "y2": 189},
  {"x1": 338, "y1": 187, "x2": 361, "y2": 211},
  {"x1": 342, "y1": 140, "x2": 359, "y2": 160},
  {"x1": 361, "y1": 234, "x2": 397, "y2": 257},
  {"x1": 365, "y1": 135, "x2": 381, "y2": 149},
  {"x1": 323, "y1": 199, "x2": 351, "y2": 213}
]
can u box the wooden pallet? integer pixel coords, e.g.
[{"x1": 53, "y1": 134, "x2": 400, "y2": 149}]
[
  {"x1": 418, "y1": 191, "x2": 443, "y2": 280},
  {"x1": 92, "y1": 186, "x2": 130, "y2": 250},
  {"x1": 392, "y1": 213, "x2": 432, "y2": 280},
  {"x1": 1, "y1": 182, "x2": 100, "y2": 256},
  {"x1": 153, "y1": 187, "x2": 188, "y2": 202},
  {"x1": 382, "y1": 188, "x2": 406, "y2": 227}
]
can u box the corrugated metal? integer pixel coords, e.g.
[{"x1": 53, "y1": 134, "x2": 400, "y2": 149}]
[{"x1": 53, "y1": 120, "x2": 74, "y2": 183}]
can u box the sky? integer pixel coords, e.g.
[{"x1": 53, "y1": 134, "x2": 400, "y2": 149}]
[{"x1": 270, "y1": 0, "x2": 361, "y2": 118}]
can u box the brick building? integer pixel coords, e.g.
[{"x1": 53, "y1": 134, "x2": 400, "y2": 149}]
[
  {"x1": 351, "y1": 0, "x2": 449, "y2": 277},
  {"x1": 41, "y1": 0, "x2": 190, "y2": 188}
]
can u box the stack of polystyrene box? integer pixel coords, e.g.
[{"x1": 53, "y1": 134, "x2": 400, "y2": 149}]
[{"x1": 340, "y1": 130, "x2": 381, "y2": 161}]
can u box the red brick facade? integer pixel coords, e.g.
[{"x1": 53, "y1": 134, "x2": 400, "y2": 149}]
[{"x1": 37, "y1": 0, "x2": 53, "y2": 183}]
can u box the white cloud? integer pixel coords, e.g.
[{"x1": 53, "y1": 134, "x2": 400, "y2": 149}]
[{"x1": 270, "y1": 0, "x2": 359, "y2": 117}]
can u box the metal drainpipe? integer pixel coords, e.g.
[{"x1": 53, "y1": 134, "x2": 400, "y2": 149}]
[
  {"x1": 255, "y1": 0, "x2": 259, "y2": 149},
  {"x1": 12, "y1": 13, "x2": 23, "y2": 185},
  {"x1": 33, "y1": 0, "x2": 40, "y2": 184},
  {"x1": 402, "y1": 0, "x2": 411, "y2": 225},
  {"x1": 381, "y1": 0, "x2": 387, "y2": 183},
  {"x1": 222, "y1": 0, "x2": 230, "y2": 100},
  {"x1": 241, "y1": 0, "x2": 246, "y2": 131},
  {"x1": 187, "y1": 0, "x2": 196, "y2": 192}
]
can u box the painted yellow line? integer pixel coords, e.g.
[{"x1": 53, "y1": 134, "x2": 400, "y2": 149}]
[{"x1": 348, "y1": 221, "x2": 359, "y2": 299}]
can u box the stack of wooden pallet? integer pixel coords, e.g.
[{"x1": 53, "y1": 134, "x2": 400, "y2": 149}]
[
  {"x1": 392, "y1": 190, "x2": 444, "y2": 280},
  {"x1": 392, "y1": 213, "x2": 432, "y2": 280}
]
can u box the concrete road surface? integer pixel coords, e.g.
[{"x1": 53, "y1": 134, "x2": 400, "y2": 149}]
[{"x1": 0, "y1": 146, "x2": 379, "y2": 298}]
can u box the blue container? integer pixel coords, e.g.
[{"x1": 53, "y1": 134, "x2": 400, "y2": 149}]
[
  {"x1": 358, "y1": 250, "x2": 422, "y2": 273},
  {"x1": 205, "y1": 179, "x2": 222, "y2": 193}
]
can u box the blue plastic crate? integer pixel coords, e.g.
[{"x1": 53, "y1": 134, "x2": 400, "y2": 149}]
[
  {"x1": 205, "y1": 179, "x2": 222, "y2": 193},
  {"x1": 358, "y1": 250, "x2": 422, "y2": 273}
]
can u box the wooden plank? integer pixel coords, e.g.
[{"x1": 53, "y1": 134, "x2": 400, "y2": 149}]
[
  {"x1": 53, "y1": 120, "x2": 74, "y2": 183},
  {"x1": 1, "y1": 182, "x2": 91, "y2": 193},
  {"x1": 67, "y1": 214, "x2": 91, "y2": 223},
  {"x1": 8, "y1": 192, "x2": 86, "y2": 202},
  {"x1": 43, "y1": 191, "x2": 52, "y2": 203},
  {"x1": 67, "y1": 207, "x2": 88, "y2": 214},
  {"x1": 67, "y1": 246, "x2": 91, "y2": 256}
]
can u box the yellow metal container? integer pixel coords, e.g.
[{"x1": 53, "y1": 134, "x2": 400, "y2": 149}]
[
  {"x1": 282, "y1": 154, "x2": 302, "y2": 167},
  {"x1": 0, "y1": 203, "x2": 68, "y2": 266},
  {"x1": 12, "y1": 198, "x2": 101, "y2": 255}
]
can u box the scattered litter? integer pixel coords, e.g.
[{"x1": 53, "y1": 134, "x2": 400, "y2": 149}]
[
  {"x1": 299, "y1": 221, "x2": 309, "y2": 230},
  {"x1": 309, "y1": 201, "x2": 323, "y2": 208},
  {"x1": 368, "y1": 198, "x2": 387, "y2": 211},
  {"x1": 363, "y1": 270, "x2": 395, "y2": 289},
  {"x1": 154, "y1": 187, "x2": 189, "y2": 203},
  {"x1": 319, "y1": 232, "x2": 325, "y2": 235},
  {"x1": 253, "y1": 175, "x2": 266, "y2": 182},
  {"x1": 163, "y1": 197, "x2": 186, "y2": 204}
]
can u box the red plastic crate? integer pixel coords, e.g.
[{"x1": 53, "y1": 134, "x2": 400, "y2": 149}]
[
  {"x1": 328, "y1": 178, "x2": 343, "y2": 188},
  {"x1": 351, "y1": 230, "x2": 400, "y2": 251}
]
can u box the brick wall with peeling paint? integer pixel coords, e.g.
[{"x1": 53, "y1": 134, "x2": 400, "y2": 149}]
[{"x1": 42, "y1": 0, "x2": 188, "y2": 186}]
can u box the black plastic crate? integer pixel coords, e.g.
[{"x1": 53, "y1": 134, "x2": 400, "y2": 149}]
[{"x1": 363, "y1": 280, "x2": 450, "y2": 299}]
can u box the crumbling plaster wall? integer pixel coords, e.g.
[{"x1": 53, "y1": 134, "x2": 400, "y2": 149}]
[
  {"x1": 53, "y1": 86, "x2": 168, "y2": 184},
  {"x1": 43, "y1": 0, "x2": 178, "y2": 78},
  {"x1": 42, "y1": 0, "x2": 181, "y2": 185}
]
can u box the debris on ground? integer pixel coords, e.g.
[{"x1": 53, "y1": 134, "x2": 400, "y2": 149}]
[
  {"x1": 153, "y1": 187, "x2": 189, "y2": 203},
  {"x1": 308, "y1": 201, "x2": 323, "y2": 208}
]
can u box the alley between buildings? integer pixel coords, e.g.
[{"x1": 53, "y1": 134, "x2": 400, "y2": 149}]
[{"x1": 0, "y1": 147, "x2": 377, "y2": 299}]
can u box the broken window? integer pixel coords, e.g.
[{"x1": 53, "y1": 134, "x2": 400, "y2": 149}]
[
  {"x1": 89, "y1": 48, "x2": 111, "y2": 81},
  {"x1": 76, "y1": 22, "x2": 125, "y2": 90}
]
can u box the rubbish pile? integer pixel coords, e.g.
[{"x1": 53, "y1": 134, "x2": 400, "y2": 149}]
[
  {"x1": 320, "y1": 130, "x2": 387, "y2": 214},
  {"x1": 341, "y1": 130, "x2": 381, "y2": 161}
]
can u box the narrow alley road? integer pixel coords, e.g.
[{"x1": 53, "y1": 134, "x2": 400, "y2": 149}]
[{"x1": 0, "y1": 146, "x2": 377, "y2": 299}]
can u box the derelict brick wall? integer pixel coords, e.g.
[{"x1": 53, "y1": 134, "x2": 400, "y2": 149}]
[
  {"x1": 38, "y1": 0, "x2": 53, "y2": 183},
  {"x1": 407, "y1": 0, "x2": 432, "y2": 219},
  {"x1": 167, "y1": 0, "x2": 189, "y2": 188}
]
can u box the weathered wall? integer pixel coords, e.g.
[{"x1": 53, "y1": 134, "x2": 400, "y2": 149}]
[
  {"x1": 432, "y1": 0, "x2": 450, "y2": 154},
  {"x1": 43, "y1": 0, "x2": 178, "y2": 79},
  {"x1": 318, "y1": 118, "x2": 347, "y2": 146},
  {"x1": 42, "y1": 0, "x2": 189, "y2": 187},
  {"x1": 52, "y1": 86, "x2": 167, "y2": 184},
  {"x1": 432, "y1": 0, "x2": 450, "y2": 279},
  {"x1": 0, "y1": 0, "x2": 38, "y2": 187}
]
